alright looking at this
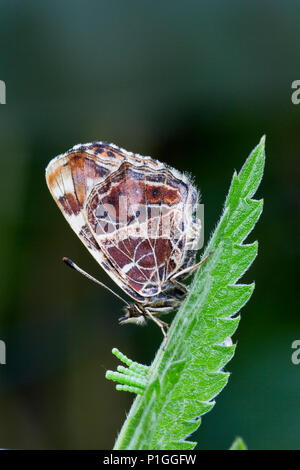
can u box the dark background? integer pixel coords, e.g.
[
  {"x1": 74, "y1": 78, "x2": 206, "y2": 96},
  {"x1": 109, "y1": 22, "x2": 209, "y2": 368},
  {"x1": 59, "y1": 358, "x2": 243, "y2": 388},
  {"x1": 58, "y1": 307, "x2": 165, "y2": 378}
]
[{"x1": 0, "y1": 1, "x2": 299, "y2": 450}]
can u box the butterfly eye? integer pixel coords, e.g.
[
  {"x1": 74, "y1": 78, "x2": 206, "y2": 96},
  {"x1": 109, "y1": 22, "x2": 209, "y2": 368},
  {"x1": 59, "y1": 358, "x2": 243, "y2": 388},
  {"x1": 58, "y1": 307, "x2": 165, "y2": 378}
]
[{"x1": 136, "y1": 210, "x2": 140, "y2": 217}]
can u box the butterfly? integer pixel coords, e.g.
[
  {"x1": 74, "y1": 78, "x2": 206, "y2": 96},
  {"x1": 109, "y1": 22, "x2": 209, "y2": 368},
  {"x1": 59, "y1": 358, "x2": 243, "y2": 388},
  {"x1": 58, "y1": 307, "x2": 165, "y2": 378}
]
[{"x1": 45, "y1": 141, "x2": 205, "y2": 347}]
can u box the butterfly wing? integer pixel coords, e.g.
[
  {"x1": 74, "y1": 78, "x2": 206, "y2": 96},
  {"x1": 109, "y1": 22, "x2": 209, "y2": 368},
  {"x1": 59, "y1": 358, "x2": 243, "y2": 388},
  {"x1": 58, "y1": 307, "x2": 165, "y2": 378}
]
[
  {"x1": 85, "y1": 161, "x2": 200, "y2": 299},
  {"x1": 46, "y1": 142, "x2": 200, "y2": 304}
]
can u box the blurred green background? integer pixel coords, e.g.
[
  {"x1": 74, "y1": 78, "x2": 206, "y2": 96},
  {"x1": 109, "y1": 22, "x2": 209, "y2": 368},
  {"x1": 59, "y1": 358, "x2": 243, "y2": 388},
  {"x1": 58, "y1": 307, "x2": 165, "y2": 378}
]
[{"x1": 0, "y1": 0, "x2": 299, "y2": 450}]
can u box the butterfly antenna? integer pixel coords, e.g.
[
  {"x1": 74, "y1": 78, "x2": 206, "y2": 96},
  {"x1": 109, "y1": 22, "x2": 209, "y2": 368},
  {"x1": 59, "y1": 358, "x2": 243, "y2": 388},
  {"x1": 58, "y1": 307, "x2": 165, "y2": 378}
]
[{"x1": 62, "y1": 257, "x2": 130, "y2": 307}]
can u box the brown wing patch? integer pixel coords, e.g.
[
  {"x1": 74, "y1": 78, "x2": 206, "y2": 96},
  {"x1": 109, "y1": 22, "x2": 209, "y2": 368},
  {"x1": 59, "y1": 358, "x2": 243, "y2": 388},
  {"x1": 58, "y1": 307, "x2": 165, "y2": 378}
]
[
  {"x1": 102, "y1": 237, "x2": 173, "y2": 296},
  {"x1": 87, "y1": 142, "x2": 125, "y2": 160},
  {"x1": 58, "y1": 192, "x2": 80, "y2": 215},
  {"x1": 86, "y1": 142, "x2": 160, "y2": 167},
  {"x1": 46, "y1": 150, "x2": 116, "y2": 217}
]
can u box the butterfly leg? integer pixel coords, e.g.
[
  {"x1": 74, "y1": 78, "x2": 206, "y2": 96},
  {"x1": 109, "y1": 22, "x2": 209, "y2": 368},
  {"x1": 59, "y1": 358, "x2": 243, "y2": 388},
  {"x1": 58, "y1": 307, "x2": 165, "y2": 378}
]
[
  {"x1": 170, "y1": 278, "x2": 189, "y2": 294},
  {"x1": 171, "y1": 251, "x2": 214, "y2": 281},
  {"x1": 145, "y1": 309, "x2": 169, "y2": 350}
]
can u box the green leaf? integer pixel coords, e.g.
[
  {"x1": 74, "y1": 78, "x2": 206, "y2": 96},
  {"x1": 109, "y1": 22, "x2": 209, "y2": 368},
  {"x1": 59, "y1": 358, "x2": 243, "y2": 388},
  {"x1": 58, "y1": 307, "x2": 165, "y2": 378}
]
[
  {"x1": 108, "y1": 136, "x2": 265, "y2": 450},
  {"x1": 230, "y1": 436, "x2": 248, "y2": 450}
]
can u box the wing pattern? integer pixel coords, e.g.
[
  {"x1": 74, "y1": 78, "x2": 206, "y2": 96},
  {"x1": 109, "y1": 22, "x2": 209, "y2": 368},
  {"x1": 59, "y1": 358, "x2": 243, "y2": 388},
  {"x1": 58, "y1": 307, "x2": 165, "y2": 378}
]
[{"x1": 46, "y1": 142, "x2": 200, "y2": 303}]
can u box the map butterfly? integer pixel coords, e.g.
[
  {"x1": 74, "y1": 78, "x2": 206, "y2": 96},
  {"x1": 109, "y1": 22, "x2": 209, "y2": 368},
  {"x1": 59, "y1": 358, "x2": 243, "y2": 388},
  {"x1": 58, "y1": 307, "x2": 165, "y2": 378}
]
[{"x1": 45, "y1": 142, "x2": 205, "y2": 346}]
